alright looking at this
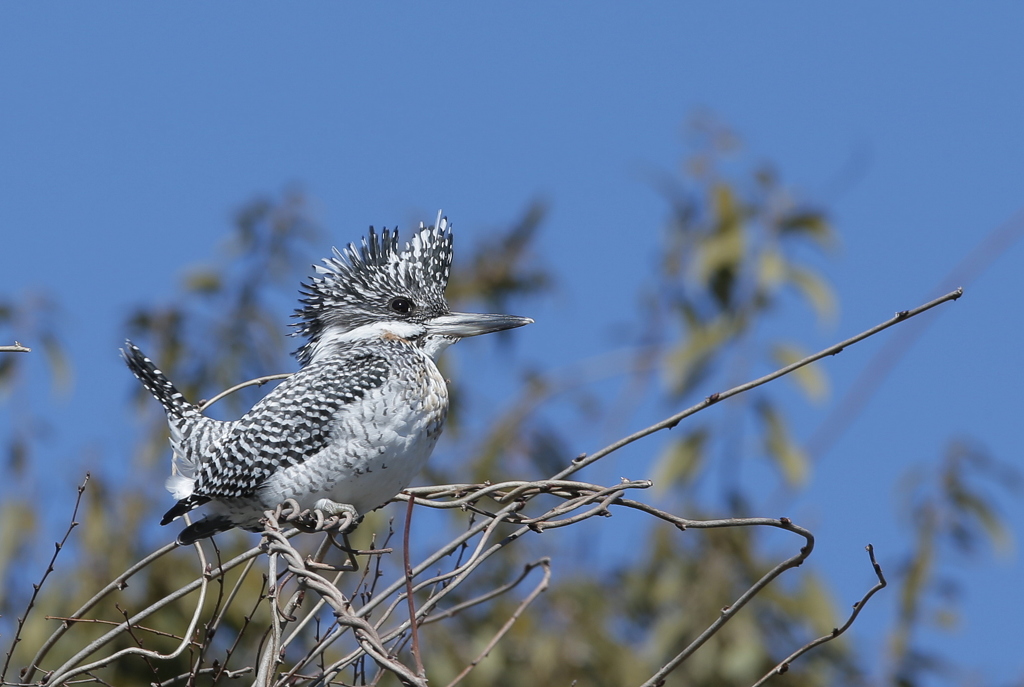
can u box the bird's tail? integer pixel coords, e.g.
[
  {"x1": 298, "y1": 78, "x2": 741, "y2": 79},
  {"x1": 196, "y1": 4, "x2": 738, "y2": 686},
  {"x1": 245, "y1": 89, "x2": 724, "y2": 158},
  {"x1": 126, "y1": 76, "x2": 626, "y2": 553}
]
[{"x1": 121, "y1": 340, "x2": 200, "y2": 421}]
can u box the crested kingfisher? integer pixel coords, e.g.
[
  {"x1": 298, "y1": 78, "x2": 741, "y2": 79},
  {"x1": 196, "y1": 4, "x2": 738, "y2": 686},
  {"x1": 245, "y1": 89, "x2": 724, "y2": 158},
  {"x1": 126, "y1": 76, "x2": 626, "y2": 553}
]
[{"x1": 123, "y1": 214, "x2": 533, "y2": 544}]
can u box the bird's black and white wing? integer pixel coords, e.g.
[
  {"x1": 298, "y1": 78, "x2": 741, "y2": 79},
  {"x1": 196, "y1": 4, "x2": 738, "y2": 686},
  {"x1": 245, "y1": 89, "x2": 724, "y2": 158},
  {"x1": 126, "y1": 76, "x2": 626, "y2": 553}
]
[{"x1": 161, "y1": 352, "x2": 390, "y2": 524}]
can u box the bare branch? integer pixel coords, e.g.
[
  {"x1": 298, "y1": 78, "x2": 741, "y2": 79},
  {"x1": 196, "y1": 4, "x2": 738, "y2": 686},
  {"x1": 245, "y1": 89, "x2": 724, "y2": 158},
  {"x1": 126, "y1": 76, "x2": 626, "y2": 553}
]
[
  {"x1": 640, "y1": 520, "x2": 815, "y2": 687},
  {"x1": 402, "y1": 494, "x2": 425, "y2": 679},
  {"x1": 0, "y1": 342, "x2": 31, "y2": 353},
  {"x1": 199, "y1": 373, "x2": 291, "y2": 412},
  {"x1": 43, "y1": 542, "x2": 211, "y2": 687},
  {"x1": 10, "y1": 289, "x2": 948, "y2": 685},
  {"x1": 443, "y1": 558, "x2": 551, "y2": 687},
  {"x1": 2, "y1": 474, "x2": 89, "y2": 685},
  {"x1": 22, "y1": 537, "x2": 267, "y2": 684},
  {"x1": 751, "y1": 544, "x2": 888, "y2": 687},
  {"x1": 557, "y1": 288, "x2": 963, "y2": 480},
  {"x1": 152, "y1": 666, "x2": 252, "y2": 687}
]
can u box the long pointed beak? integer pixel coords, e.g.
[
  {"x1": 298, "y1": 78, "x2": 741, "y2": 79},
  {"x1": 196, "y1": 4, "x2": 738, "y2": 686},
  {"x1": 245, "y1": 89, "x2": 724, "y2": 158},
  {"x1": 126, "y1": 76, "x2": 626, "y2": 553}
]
[{"x1": 426, "y1": 311, "x2": 534, "y2": 338}]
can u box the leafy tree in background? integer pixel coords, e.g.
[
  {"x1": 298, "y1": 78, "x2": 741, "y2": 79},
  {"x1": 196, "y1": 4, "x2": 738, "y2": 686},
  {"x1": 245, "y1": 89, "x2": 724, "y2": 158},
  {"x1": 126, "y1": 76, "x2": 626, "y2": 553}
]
[{"x1": 0, "y1": 119, "x2": 1012, "y2": 687}]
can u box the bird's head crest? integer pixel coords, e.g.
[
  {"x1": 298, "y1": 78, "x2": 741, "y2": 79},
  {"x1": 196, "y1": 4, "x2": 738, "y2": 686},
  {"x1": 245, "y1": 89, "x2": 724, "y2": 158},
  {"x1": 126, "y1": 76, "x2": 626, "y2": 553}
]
[{"x1": 292, "y1": 214, "x2": 454, "y2": 365}]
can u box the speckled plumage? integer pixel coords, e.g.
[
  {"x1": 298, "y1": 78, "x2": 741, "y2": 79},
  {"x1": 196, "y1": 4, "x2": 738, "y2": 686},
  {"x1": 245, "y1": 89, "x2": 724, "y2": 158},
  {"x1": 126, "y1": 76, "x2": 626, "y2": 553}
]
[{"x1": 123, "y1": 216, "x2": 532, "y2": 545}]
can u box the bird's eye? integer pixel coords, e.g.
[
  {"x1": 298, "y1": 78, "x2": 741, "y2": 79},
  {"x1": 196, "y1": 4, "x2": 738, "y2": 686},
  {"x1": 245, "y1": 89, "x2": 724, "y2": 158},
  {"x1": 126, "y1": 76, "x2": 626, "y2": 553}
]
[{"x1": 389, "y1": 297, "x2": 415, "y2": 314}]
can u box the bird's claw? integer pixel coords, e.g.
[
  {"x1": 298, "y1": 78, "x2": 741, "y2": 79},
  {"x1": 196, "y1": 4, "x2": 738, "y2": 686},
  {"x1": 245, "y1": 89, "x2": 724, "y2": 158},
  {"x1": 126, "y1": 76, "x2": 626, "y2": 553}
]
[{"x1": 282, "y1": 499, "x2": 361, "y2": 533}]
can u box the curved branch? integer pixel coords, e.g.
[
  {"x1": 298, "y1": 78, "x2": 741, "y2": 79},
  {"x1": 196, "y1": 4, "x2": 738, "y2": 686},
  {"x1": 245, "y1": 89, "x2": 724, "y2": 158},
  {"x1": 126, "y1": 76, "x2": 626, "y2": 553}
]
[
  {"x1": 640, "y1": 521, "x2": 816, "y2": 687},
  {"x1": 45, "y1": 541, "x2": 212, "y2": 686},
  {"x1": 751, "y1": 544, "x2": 887, "y2": 686},
  {"x1": 199, "y1": 372, "x2": 291, "y2": 412}
]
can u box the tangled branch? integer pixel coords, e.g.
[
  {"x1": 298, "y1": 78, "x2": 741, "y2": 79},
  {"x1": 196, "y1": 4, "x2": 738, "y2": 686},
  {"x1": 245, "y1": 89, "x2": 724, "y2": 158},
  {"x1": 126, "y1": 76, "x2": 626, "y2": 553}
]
[{"x1": 3, "y1": 290, "x2": 959, "y2": 686}]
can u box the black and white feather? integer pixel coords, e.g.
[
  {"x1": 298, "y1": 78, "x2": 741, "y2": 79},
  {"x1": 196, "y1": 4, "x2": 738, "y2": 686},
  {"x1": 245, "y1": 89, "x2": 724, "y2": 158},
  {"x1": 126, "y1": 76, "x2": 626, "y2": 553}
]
[
  {"x1": 123, "y1": 214, "x2": 533, "y2": 545},
  {"x1": 293, "y1": 213, "x2": 454, "y2": 366}
]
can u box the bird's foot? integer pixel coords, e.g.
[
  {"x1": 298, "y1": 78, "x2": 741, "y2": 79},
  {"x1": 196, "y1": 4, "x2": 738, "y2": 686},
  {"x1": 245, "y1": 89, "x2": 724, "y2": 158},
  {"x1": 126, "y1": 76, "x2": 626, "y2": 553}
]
[
  {"x1": 270, "y1": 498, "x2": 362, "y2": 533},
  {"x1": 313, "y1": 499, "x2": 359, "y2": 519},
  {"x1": 296, "y1": 499, "x2": 362, "y2": 533}
]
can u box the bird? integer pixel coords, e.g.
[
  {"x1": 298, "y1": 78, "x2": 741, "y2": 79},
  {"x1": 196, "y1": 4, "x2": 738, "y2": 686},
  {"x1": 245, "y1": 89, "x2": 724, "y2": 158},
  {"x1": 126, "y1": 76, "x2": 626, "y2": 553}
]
[{"x1": 122, "y1": 214, "x2": 533, "y2": 545}]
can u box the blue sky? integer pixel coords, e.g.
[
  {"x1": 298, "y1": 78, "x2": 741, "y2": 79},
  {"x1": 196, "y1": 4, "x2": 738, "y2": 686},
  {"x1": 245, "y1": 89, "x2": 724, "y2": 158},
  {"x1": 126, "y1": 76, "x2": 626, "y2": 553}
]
[{"x1": 2, "y1": 4, "x2": 1023, "y2": 683}]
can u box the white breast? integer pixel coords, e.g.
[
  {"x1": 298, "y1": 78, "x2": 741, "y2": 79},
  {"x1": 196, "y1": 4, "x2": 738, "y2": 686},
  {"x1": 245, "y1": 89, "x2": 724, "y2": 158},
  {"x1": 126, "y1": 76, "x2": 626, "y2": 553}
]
[{"x1": 256, "y1": 349, "x2": 449, "y2": 516}]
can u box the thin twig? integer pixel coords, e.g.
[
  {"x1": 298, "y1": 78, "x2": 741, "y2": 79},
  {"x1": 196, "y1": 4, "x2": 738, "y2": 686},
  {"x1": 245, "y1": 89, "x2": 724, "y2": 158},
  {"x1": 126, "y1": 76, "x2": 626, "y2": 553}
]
[
  {"x1": 199, "y1": 373, "x2": 291, "y2": 412},
  {"x1": 189, "y1": 541, "x2": 230, "y2": 685},
  {"x1": 212, "y1": 570, "x2": 268, "y2": 687},
  {"x1": 205, "y1": 556, "x2": 257, "y2": 684},
  {"x1": 14, "y1": 288, "x2": 943, "y2": 685},
  {"x1": 2, "y1": 474, "x2": 89, "y2": 684},
  {"x1": 42, "y1": 616, "x2": 185, "y2": 641},
  {"x1": 751, "y1": 544, "x2": 887, "y2": 686},
  {"x1": 639, "y1": 521, "x2": 816, "y2": 687},
  {"x1": 114, "y1": 603, "x2": 160, "y2": 677},
  {"x1": 153, "y1": 666, "x2": 252, "y2": 687},
  {"x1": 557, "y1": 288, "x2": 963, "y2": 480},
  {"x1": 403, "y1": 493, "x2": 425, "y2": 679},
  {"x1": 44, "y1": 538, "x2": 212, "y2": 686},
  {"x1": 0, "y1": 342, "x2": 31, "y2": 353},
  {"x1": 444, "y1": 558, "x2": 551, "y2": 687}
]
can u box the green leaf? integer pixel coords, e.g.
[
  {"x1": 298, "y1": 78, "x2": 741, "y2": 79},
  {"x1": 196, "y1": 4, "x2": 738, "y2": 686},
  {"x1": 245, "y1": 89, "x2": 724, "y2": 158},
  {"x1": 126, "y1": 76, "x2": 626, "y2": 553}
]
[
  {"x1": 184, "y1": 267, "x2": 222, "y2": 294},
  {"x1": 771, "y1": 343, "x2": 829, "y2": 401},
  {"x1": 778, "y1": 209, "x2": 834, "y2": 249},
  {"x1": 756, "y1": 248, "x2": 786, "y2": 290},
  {"x1": 41, "y1": 332, "x2": 72, "y2": 395},
  {"x1": 652, "y1": 429, "x2": 708, "y2": 492},
  {"x1": 787, "y1": 265, "x2": 837, "y2": 322},
  {"x1": 696, "y1": 221, "x2": 745, "y2": 285},
  {"x1": 949, "y1": 488, "x2": 1011, "y2": 554},
  {"x1": 757, "y1": 401, "x2": 809, "y2": 486},
  {"x1": 664, "y1": 314, "x2": 735, "y2": 395}
]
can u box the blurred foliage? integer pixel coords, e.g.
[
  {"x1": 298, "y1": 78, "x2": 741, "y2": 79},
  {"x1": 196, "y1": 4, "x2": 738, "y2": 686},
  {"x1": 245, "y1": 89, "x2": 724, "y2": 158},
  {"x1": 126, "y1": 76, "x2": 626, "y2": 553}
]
[
  {"x1": 0, "y1": 293, "x2": 68, "y2": 476},
  {"x1": 886, "y1": 440, "x2": 1020, "y2": 686},
  {"x1": 0, "y1": 121, "x2": 1017, "y2": 686},
  {"x1": 646, "y1": 116, "x2": 836, "y2": 504}
]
